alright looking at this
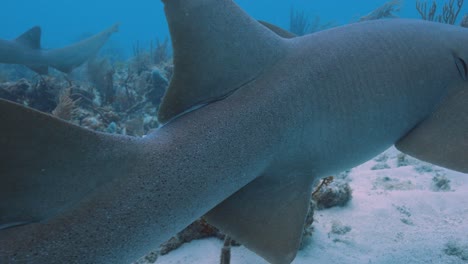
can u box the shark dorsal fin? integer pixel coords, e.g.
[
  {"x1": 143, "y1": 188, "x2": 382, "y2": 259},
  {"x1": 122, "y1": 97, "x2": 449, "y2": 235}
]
[
  {"x1": 15, "y1": 26, "x2": 41, "y2": 49},
  {"x1": 157, "y1": 0, "x2": 288, "y2": 124}
]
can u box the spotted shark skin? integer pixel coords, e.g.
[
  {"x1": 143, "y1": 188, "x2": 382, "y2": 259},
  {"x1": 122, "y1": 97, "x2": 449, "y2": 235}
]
[{"x1": 0, "y1": 0, "x2": 467, "y2": 263}]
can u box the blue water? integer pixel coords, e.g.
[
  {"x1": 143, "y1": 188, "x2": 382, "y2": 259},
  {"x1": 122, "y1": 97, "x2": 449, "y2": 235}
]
[{"x1": 1, "y1": 0, "x2": 467, "y2": 57}]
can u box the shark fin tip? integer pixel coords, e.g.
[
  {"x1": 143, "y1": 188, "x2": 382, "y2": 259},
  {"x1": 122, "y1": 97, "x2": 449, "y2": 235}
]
[{"x1": 15, "y1": 26, "x2": 42, "y2": 50}]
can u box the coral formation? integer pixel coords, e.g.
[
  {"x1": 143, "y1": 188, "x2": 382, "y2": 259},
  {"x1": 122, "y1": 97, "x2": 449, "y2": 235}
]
[
  {"x1": 52, "y1": 88, "x2": 79, "y2": 121},
  {"x1": 359, "y1": 0, "x2": 401, "y2": 21},
  {"x1": 416, "y1": 0, "x2": 464, "y2": 24},
  {"x1": 289, "y1": 7, "x2": 335, "y2": 36},
  {"x1": 0, "y1": 41, "x2": 170, "y2": 136},
  {"x1": 313, "y1": 177, "x2": 353, "y2": 210}
]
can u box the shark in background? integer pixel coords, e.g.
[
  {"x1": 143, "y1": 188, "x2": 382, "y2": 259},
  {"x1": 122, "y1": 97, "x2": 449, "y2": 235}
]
[
  {"x1": 0, "y1": 23, "x2": 118, "y2": 75},
  {"x1": 0, "y1": 0, "x2": 467, "y2": 263}
]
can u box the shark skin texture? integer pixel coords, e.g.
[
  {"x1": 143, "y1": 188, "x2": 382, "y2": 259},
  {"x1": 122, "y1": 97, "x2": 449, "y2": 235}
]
[
  {"x1": 0, "y1": 0, "x2": 467, "y2": 263},
  {"x1": 0, "y1": 23, "x2": 118, "y2": 74}
]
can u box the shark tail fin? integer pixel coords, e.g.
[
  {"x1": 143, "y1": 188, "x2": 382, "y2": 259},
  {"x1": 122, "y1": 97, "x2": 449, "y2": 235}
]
[
  {"x1": 396, "y1": 87, "x2": 468, "y2": 173},
  {"x1": 45, "y1": 23, "x2": 119, "y2": 73},
  {"x1": 0, "y1": 99, "x2": 139, "y2": 228},
  {"x1": 15, "y1": 26, "x2": 41, "y2": 50},
  {"x1": 157, "y1": 0, "x2": 289, "y2": 123}
]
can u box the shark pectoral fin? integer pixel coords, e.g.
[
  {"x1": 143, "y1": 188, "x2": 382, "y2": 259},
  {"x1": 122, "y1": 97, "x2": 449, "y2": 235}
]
[
  {"x1": 0, "y1": 99, "x2": 140, "y2": 226},
  {"x1": 205, "y1": 173, "x2": 314, "y2": 264},
  {"x1": 15, "y1": 26, "x2": 41, "y2": 49},
  {"x1": 157, "y1": 0, "x2": 288, "y2": 123},
  {"x1": 258, "y1": 20, "x2": 297, "y2": 39},
  {"x1": 396, "y1": 88, "x2": 468, "y2": 173},
  {"x1": 26, "y1": 65, "x2": 48, "y2": 75}
]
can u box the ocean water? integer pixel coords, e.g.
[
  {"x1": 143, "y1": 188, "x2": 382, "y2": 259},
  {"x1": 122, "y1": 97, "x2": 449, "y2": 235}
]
[
  {"x1": 1, "y1": 1, "x2": 468, "y2": 264},
  {"x1": 2, "y1": 0, "x2": 465, "y2": 57}
]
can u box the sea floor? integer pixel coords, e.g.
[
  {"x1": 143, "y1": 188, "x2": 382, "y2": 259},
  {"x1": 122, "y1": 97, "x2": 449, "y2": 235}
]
[{"x1": 156, "y1": 147, "x2": 468, "y2": 264}]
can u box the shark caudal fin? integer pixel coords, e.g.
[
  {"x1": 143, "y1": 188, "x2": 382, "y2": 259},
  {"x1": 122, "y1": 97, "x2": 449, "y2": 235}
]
[
  {"x1": 44, "y1": 23, "x2": 119, "y2": 73},
  {"x1": 0, "y1": 99, "x2": 140, "y2": 229},
  {"x1": 396, "y1": 87, "x2": 468, "y2": 173},
  {"x1": 14, "y1": 26, "x2": 49, "y2": 74},
  {"x1": 157, "y1": 0, "x2": 289, "y2": 123}
]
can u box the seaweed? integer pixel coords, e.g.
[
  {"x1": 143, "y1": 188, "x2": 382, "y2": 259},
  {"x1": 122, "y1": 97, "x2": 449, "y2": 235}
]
[
  {"x1": 0, "y1": 48, "x2": 169, "y2": 136},
  {"x1": 416, "y1": 0, "x2": 464, "y2": 24},
  {"x1": 359, "y1": 0, "x2": 401, "y2": 21},
  {"x1": 289, "y1": 7, "x2": 335, "y2": 36},
  {"x1": 87, "y1": 57, "x2": 115, "y2": 105},
  {"x1": 52, "y1": 87, "x2": 79, "y2": 121}
]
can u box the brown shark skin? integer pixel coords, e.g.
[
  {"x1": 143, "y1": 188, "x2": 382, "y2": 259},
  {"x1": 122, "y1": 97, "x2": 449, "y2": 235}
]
[
  {"x1": 1, "y1": 0, "x2": 468, "y2": 263},
  {"x1": 0, "y1": 84, "x2": 290, "y2": 263}
]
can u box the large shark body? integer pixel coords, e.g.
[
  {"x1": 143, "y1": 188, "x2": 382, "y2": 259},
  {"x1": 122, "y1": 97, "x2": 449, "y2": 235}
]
[
  {"x1": 0, "y1": 0, "x2": 467, "y2": 263},
  {"x1": 0, "y1": 24, "x2": 118, "y2": 74}
]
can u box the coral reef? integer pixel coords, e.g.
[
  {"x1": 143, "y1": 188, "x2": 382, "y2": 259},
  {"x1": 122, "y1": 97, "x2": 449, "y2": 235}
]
[
  {"x1": 133, "y1": 219, "x2": 239, "y2": 264},
  {"x1": 313, "y1": 176, "x2": 353, "y2": 210},
  {"x1": 359, "y1": 0, "x2": 401, "y2": 21},
  {"x1": 460, "y1": 14, "x2": 468, "y2": 26},
  {"x1": 52, "y1": 88, "x2": 79, "y2": 121},
  {"x1": 299, "y1": 198, "x2": 317, "y2": 249},
  {"x1": 289, "y1": 8, "x2": 311, "y2": 36},
  {"x1": 289, "y1": 7, "x2": 335, "y2": 36},
  {"x1": 416, "y1": 0, "x2": 464, "y2": 24},
  {"x1": 0, "y1": 46, "x2": 170, "y2": 136}
]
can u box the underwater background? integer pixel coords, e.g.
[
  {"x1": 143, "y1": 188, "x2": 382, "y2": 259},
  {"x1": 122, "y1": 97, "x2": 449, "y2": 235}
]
[{"x1": 2, "y1": 0, "x2": 467, "y2": 57}]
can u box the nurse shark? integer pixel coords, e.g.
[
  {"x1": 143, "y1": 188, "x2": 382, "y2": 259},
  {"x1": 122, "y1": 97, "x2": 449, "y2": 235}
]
[
  {"x1": 0, "y1": 23, "x2": 118, "y2": 74},
  {"x1": 0, "y1": 0, "x2": 467, "y2": 263}
]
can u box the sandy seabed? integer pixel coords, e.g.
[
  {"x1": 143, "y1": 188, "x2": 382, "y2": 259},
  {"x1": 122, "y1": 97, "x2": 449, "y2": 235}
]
[{"x1": 156, "y1": 147, "x2": 468, "y2": 264}]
